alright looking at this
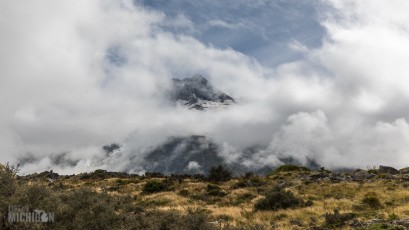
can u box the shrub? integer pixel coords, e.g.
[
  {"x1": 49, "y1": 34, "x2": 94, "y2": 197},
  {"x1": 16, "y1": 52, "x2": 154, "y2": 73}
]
[
  {"x1": 233, "y1": 177, "x2": 266, "y2": 188},
  {"x1": 368, "y1": 169, "x2": 379, "y2": 174},
  {"x1": 268, "y1": 164, "x2": 310, "y2": 176},
  {"x1": 233, "y1": 193, "x2": 256, "y2": 205},
  {"x1": 206, "y1": 184, "x2": 226, "y2": 197},
  {"x1": 324, "y1": 209, "x2": 356, "y2": 227},
  {"x1": 0, "y1": 163, "x2": 19, "y2": 228},
  {"x1": 57, "y1": 188, "x2": 132, "y2": 230},
  {"x1": 142, "y1": 179, "x2": 173, "y2": 194},
  {"x1": 178, "y1": 189, "x2": 190, "y2": 197},
  {"x1": 0, "y1": 163, "x2": 18, "y2": 198},
  {"x1": 254, "y1": 186, "x2": 302, "y2": 211},
  {"x1": 207, "y1": 165, "x2": 232, "y2": 182}
]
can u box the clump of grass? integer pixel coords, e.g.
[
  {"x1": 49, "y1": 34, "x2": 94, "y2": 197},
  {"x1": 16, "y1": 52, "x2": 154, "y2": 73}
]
[{"x1": 361, "y1": 192, "x2": 383, "y2": 209}]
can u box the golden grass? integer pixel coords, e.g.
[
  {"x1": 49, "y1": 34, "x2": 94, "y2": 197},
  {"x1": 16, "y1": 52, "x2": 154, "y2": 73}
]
[{"x1": 50, "y1": 173, "x2": 409, "y2": 229}]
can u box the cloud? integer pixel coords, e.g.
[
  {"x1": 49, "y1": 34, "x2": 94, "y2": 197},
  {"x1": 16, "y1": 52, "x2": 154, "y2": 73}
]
[
  {"x1": 207, "y1": 19, "x2": 247, "y2": 30},
  {"x1": 1, "y1": 0, "x2": 409, "y2": 174}
]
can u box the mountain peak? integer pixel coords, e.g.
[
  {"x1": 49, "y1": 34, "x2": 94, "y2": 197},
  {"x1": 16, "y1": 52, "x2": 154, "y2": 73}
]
[{"x1": 171, "y1": 75, "x2": 235, "y2": 110}]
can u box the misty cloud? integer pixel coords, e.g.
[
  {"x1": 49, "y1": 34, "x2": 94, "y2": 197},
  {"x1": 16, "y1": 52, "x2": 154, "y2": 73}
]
[{"x1": 1, "y1": 0, "x2": 409, "y2": 174}]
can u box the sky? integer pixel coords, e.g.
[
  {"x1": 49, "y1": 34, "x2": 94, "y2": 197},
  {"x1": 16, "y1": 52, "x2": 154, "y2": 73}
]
[{"x1": 1, "y1": 0, "x2": 409, "y2": 174}]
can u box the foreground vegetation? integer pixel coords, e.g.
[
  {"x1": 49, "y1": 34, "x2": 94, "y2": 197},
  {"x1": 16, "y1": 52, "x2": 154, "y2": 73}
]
[{"x1": 2, "y1": 163, "x2": 409, "y2": 229}]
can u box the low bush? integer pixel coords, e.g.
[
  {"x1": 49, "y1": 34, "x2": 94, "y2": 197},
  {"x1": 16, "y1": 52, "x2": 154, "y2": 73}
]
[
  {"x1": 268, "y1": 164, "x2": 310, "y2": 176},
  {"x1": 233, "y1": 177, "x2": 266, "y2": 188},
  {"x1": 362, "y1": 192, "x2": 383, "y2": 209},
  {"x1": 254, "y1": 186, "x2": 303, "y2": 211},
  {"x1": 233, "y1": 193, "x2": 256, "y2": 205},
  {"x1": 178, "y1": 189, "x2": 190, "y2": 197},
  {"x1": 207, "y1": 184, "x2": 226, "y2": 197},
  {"x1": 324, "y1": 210, "x2": 357, "y2": 228},
  {"x1": 142, "y1": 179, "x2": 174, "y2": 194}
]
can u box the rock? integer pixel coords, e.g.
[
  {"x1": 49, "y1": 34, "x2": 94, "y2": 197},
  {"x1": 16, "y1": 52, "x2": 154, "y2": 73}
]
[
  {"x1": 352, "y1": 171, "x2": 374, "y2": 181},
  {"x1": 366, "y1": 219, "x2": 383, "y2": 225},
  {"x1": 392, "y1": 218, "x2": 409, "y2": 227},
  {"x1": 309, "y1": 172, "x2": 329, "y2": 180},
  {"x1": 378, "y1": 165, "x2": 399, "y2": 175},
  {"x1": 329, "y1": 175, "x2": 343, "y2": 183}
]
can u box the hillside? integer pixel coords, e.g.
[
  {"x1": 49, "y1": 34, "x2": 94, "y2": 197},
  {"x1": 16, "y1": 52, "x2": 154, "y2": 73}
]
[{"x1": 2, "y1": 164, "x2": 409, "y2": 229}]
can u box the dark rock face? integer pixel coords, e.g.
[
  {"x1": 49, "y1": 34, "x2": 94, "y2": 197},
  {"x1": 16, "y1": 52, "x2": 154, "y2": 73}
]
[
  {"x1": 103, "y1": 143, "x2": 120, "y2": 155},
  {"x1": 142, "y1": 135, "x2": 225, "y2": 175},
  {"x1": 171, "y1": 75, "x2": 235, "y2": 109},
  {"x1": 378, "y1": 165, "x2": 399, "y2": 174}
]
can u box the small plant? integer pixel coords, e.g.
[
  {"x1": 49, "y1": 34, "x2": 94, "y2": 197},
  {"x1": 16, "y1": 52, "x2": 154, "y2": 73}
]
[
  {"x1": 254, "y1": 186, "x2": 303, "y2": 211},
  {"x1": 367, "y1": 165, "x2": 379, "y2": 174},
  {"x1": 387, "y1": 211, "x2": 399, "y2": 221}
]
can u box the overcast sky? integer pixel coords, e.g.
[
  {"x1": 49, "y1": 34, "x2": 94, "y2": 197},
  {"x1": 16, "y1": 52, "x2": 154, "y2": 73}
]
[{"x1": 1, "y1": 0, "x2": 409, "y2": 174}]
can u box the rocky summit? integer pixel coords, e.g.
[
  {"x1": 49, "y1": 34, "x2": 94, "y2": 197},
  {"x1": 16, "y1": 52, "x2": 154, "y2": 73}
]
[{"x1": 171, "y1": 75, "x2": 235, "y2": 110}]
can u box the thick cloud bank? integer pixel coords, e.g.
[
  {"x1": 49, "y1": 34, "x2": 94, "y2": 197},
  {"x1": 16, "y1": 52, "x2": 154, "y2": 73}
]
[{"x1": 1, "y1": 0, "x2": 409, "y2": 174}]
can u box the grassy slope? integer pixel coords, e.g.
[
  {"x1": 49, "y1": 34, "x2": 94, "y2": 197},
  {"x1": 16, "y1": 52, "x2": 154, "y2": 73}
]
[{"x1": 23, "y1": 169, "x2": 409, "y2": 229}]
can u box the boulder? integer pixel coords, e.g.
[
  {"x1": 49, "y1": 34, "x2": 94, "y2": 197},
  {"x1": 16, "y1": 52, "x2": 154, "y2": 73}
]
[{"x1": 378, "y1": 165, "x2": 399, "y2": 175}]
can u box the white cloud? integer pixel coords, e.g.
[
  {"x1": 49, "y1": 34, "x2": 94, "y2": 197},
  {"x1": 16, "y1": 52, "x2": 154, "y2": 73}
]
[{"x1": 2, "y1": 0, "x2": 409, "y2": 174}]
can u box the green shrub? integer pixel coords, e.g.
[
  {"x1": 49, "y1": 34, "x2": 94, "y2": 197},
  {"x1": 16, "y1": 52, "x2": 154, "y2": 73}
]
[
  {"x1": 254, "y1": 186, "x2": 303, "y2": 211},
  {"x1": 142, "y1": 179, "x2": 173, "y2": 194},
  {"x1": 207, "y1": 184, "x2": 226, "y2": 197}
]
